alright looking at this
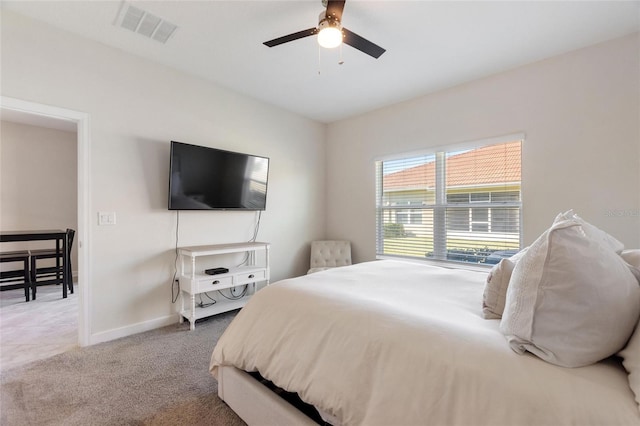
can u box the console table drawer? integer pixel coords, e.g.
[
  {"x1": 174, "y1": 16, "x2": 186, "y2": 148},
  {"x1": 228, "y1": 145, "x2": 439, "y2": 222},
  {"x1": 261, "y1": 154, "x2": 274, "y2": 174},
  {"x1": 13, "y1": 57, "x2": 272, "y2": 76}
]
[
  {"x1": 235, "y1": 270, "x2": 266, "y2": 284},
  {"x1": 196, "y1": 276, "x2": 233, "y2": 293}
]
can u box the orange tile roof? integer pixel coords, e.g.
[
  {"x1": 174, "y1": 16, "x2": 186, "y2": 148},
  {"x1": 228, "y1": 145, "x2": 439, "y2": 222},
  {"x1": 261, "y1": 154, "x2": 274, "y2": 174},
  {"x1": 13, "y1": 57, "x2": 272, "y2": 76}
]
[{"x1": 384, "y1": 141, "x2": 521, "y2": 190}]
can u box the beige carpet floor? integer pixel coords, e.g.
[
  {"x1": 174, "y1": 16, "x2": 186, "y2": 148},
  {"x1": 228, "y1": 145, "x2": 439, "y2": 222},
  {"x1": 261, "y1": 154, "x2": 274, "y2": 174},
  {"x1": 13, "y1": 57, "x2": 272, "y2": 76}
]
[
  {"x1": 1, "y1": 310, "x2": 246, "y2": 425},
  {"x1": 1, "y1": 284, "x2": 78, "y2": 371}
]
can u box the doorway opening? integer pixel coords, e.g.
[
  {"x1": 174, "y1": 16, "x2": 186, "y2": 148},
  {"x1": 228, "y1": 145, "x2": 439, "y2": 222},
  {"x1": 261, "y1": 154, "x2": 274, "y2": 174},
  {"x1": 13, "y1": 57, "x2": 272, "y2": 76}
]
[{"x1": 0, "y1": 97, "x2": 90, "y2": 365}]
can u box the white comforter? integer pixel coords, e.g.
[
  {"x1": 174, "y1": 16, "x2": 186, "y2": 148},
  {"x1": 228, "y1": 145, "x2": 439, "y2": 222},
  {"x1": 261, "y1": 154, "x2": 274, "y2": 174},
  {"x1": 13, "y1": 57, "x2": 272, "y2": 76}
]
[{"x1": 210, "y1": 260, "x2": 640, "y2": 426}]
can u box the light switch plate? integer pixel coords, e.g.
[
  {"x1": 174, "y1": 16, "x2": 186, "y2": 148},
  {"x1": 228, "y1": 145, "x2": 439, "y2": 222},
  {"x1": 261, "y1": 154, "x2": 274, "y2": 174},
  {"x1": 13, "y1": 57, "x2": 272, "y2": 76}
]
[{"x1": 98, "y1": 211, "x2": 116, "y2": 225}]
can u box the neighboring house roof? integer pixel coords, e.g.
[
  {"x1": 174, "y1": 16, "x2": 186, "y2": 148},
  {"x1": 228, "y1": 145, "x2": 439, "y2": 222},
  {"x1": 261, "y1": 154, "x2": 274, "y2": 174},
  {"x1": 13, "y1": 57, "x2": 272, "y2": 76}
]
[{"x1": 383, "y1": 141, "x2": 521, "y2": 190}]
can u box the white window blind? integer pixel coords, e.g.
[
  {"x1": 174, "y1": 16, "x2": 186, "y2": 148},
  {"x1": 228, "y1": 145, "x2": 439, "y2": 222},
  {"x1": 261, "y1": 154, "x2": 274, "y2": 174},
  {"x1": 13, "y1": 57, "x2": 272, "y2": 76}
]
[{"x1": 375, "y1": 140, "x2": 522, "y2": 265}]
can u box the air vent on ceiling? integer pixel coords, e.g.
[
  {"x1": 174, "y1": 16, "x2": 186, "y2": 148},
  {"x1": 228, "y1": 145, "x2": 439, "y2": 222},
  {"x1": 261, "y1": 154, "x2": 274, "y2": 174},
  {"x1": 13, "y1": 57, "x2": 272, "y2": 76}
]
[{"x1": 114, "y1": 2, "x2": 177, "y2": 44}]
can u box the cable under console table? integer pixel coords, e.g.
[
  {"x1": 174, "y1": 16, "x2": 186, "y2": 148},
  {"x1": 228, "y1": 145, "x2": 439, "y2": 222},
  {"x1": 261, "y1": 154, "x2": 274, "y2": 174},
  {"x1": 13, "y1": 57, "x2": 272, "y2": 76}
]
[{"x1": 177, "y1": 242, "x2": 270, "y2": 330}]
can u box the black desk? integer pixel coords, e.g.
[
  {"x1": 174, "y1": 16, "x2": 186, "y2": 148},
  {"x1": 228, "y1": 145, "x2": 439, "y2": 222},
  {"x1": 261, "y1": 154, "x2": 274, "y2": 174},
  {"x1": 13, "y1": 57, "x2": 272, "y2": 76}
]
[{"x1": 0, "y1": 229, "x2": 69, "y2": 298}]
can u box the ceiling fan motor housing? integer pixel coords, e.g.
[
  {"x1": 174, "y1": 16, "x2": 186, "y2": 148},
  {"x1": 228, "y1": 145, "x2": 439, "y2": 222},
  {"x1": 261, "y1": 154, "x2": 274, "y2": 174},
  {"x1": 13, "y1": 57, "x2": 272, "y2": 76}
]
[{"x1": 318, "y1": 11, "x2": 342, "y2": 31}]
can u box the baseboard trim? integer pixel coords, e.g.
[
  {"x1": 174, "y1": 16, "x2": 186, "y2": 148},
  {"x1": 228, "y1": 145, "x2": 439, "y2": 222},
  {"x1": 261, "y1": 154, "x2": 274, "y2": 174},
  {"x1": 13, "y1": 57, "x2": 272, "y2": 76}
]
[{"x1": 89, "y1": 313, "x2": 180, "y2": 345}]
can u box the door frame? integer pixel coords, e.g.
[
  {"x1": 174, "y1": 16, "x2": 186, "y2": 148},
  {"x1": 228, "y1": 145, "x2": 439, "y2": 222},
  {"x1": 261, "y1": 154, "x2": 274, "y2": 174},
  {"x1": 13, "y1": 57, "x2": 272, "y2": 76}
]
[{"x1": 1, "y1": 96, "x2": 91, "y2": 346}]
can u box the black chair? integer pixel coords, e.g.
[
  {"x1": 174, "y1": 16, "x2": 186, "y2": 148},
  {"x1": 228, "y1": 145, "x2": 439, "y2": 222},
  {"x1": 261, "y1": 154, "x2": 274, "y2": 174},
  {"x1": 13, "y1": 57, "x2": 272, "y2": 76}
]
[
  {"x1": 0, "y1": 250, "x2": 34, "y2": 302},
  {"x1": 30, "y1": 228, "x2": 75, "y2": 299}
]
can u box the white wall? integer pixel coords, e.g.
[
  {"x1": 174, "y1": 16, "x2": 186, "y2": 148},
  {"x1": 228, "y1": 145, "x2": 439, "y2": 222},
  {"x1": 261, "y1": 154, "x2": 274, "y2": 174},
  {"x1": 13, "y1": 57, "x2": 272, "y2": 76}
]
[
  {"x1": 1, "y1": 11, "x2": 326, "y2": 338},
  {"x1": 3, "y1": 9, "x2": 638, "y2": 340},
  {"x1": 327, "y1": 33, "x2": 640, "y2": 262},
  {"x1": 0, "y1": 120, "x2": 78, "y2": 270}
]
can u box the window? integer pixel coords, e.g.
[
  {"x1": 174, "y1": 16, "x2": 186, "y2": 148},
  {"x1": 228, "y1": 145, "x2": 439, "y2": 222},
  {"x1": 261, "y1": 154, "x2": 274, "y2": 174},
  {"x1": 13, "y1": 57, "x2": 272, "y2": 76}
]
[{"x1": 375, "y1": 139, "x2": 522, "y2": 265}]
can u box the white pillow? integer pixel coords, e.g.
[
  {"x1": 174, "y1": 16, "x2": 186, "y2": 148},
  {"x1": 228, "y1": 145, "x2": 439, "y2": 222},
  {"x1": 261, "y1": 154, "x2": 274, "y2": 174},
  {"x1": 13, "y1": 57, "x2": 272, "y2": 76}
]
[
  {"x1": 618, "y1": 250, "x2": 640, "y2": 410},
  {"x1": 623, "y1": 249, "x2": 640, "y2": 267},
  {"x1": 482, "y1": 248, "x2": 528, "y2": 319},
  {"x1": 622, "y1": 250, "x2": 640, "y2": 282},
  {"x1": 557, "y1": 209, "x2": 625, "y2": 253},
  {"x1": 500, "y1": 213, "x2": 640, "y2": 367},
  {"x1": 483, "y1": 259, "x2": 514, "y2": 319},
  {"x1": 620, "y1": 323, "x2": 640, "y2": 409}
]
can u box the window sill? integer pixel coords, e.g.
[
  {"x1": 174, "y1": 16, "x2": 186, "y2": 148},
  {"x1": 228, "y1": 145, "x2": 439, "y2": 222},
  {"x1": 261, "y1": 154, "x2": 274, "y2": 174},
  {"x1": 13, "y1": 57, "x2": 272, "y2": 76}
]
[{"x1": 376, "y1": 255, "x2": 492, "y2": 273}]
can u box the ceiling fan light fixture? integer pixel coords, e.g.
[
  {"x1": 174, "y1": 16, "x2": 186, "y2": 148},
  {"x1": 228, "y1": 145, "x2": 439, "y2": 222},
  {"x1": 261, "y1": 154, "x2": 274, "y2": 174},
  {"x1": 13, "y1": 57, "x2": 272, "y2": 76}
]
[
  {"x1": 263, "y1": 0, "x2": 386, "y2": 59},
  {"x1": 317, "y1": 20, "x2": 343, "y2": 48}
]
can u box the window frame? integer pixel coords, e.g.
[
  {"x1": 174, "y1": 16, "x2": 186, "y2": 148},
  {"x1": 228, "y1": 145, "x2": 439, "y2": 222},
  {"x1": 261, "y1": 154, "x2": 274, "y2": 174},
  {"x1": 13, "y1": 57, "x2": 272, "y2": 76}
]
[{"x1": 375, "y1": 134, "x2": 523, "y2": 268}]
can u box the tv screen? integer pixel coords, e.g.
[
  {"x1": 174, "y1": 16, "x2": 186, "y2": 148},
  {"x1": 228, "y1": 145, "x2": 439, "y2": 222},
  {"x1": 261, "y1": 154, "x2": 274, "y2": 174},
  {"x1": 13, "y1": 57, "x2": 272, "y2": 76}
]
[{"x1": 168, "y1": 141, "x2": 269, "y2": 210}]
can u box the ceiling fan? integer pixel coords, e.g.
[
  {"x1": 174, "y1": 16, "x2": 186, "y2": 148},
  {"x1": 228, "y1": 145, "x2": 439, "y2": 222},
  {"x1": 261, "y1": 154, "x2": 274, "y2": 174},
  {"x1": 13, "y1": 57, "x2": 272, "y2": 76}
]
[{"x1": 263, "y1": 0, "x2": 386, "y2": 59}]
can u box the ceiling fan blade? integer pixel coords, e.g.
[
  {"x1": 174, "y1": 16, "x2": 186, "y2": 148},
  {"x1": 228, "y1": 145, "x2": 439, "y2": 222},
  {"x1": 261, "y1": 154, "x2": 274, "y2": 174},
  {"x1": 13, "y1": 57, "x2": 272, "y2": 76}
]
[
  {"x1": 264, "y1": 27, "x2": 318, "y2": 47},
  {"x1": 326, "y1": 0, "x2": 346, "y2": 21},
  {"x1": 342, "y1": 28, "x2": 386, "y2": 59}
]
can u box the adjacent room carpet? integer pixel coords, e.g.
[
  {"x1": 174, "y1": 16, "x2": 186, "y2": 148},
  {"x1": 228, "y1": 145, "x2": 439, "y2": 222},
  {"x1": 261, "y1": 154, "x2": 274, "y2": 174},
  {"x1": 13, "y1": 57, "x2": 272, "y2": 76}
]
[{"x1": 1, "y1": 311, "x2": 246, "y2": 425}]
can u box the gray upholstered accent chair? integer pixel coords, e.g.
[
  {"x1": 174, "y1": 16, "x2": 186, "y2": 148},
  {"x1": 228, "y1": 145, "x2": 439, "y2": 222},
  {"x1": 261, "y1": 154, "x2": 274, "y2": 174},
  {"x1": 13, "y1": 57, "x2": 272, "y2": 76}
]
[{"x1": 307, "y1": 240, "x2": 352, "y2": 274}]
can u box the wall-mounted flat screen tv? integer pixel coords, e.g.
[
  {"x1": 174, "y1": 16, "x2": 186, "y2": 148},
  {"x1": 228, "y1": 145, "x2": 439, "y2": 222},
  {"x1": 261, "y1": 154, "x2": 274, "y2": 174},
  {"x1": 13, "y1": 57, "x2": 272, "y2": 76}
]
[{"x1": 168, "y1": 141, "x2": 269, "y2": 210}]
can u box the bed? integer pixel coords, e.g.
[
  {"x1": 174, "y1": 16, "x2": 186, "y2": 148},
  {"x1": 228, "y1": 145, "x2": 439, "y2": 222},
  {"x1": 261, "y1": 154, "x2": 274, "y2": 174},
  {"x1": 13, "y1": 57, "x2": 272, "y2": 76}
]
[{"x1": 210, "y1": 257, "x2": 640, "y2": 425}]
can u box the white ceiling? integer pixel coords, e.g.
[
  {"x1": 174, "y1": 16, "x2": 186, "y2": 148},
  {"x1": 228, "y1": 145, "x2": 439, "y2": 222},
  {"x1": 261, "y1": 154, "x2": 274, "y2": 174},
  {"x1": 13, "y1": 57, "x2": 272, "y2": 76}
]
[{"x1": 2, "y1": 0, "x2": 640, "y2": 123}]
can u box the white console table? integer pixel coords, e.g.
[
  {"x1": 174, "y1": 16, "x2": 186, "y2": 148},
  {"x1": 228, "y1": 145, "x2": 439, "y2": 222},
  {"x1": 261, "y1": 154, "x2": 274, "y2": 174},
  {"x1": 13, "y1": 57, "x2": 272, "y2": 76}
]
[{"x1": 177, "y1": 242, "x2": 270, "y2": 330}]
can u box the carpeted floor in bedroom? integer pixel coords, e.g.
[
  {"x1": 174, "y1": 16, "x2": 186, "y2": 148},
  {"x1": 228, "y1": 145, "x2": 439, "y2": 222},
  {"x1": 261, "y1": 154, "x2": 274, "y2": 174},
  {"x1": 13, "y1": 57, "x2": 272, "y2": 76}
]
[{"x1": 1, "y1": 308, "x2": 246, "y2": 425}]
